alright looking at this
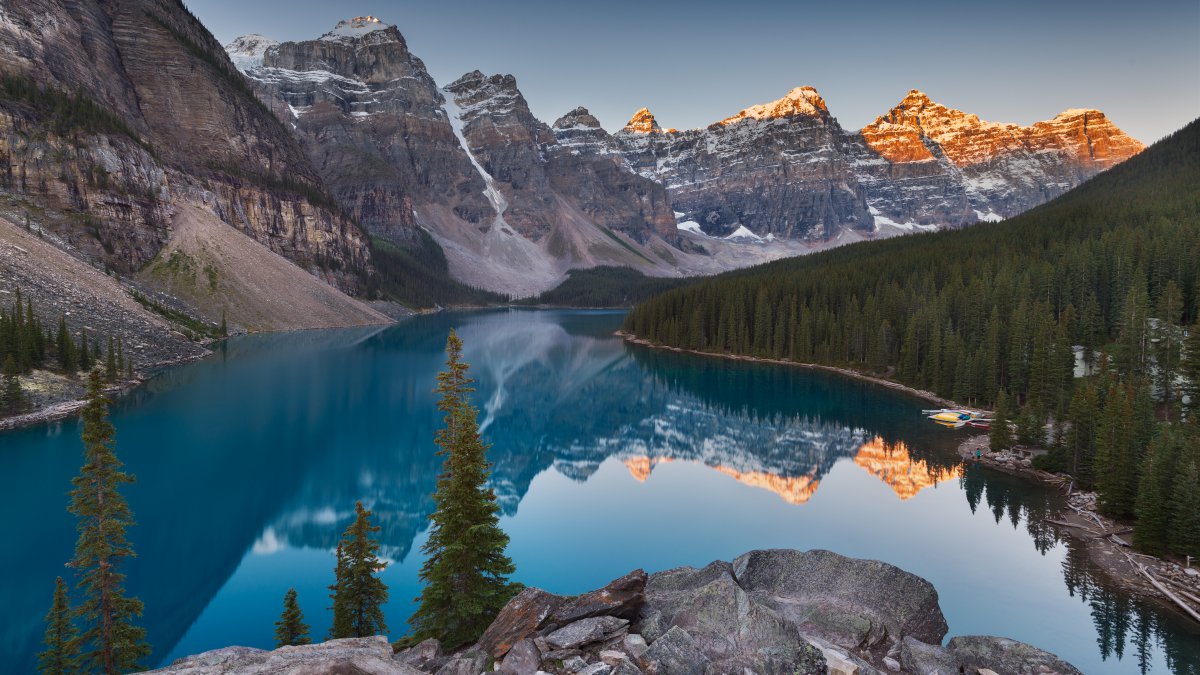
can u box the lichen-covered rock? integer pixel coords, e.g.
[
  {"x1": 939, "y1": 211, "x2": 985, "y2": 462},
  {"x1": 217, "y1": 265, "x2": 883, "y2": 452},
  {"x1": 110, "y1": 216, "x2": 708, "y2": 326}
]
[
  {"x1": 731, "y1": 549, "x2": 948, "y2": 648},
  {"x1": 641, "y1": 627, "x2": 709, "y2": 675},
  {"x1": 898, "y1": 636, "x2": 960, "y2": 674},
  {"x1": 947, "y1": 635, "x2": 1084, "y2": 675},
  {"x1": 434, "y1": 647, "x2": 488, "y2": 675},
  {"x1": 478, "y1": 587, "x2": 567, "y2": 658},
  {"x1": 148, "y1": 636, "x2": 423, "y2": 674}
]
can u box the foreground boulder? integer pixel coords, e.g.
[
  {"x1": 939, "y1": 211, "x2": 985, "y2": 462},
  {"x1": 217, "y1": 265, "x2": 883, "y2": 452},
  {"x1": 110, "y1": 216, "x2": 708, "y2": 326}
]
[{"x1": 151, "y1": 550, "x2": 1082, "y2": 675}]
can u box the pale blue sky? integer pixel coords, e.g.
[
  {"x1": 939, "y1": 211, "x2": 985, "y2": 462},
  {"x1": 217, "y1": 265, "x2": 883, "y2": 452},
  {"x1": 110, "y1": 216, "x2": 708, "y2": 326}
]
[{"x1": 189, "y1": 0, "x2": 1199, "y2": 143}]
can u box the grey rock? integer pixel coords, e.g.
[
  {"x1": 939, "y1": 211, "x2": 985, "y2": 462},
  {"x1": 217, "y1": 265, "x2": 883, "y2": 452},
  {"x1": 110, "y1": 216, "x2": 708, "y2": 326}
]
[
  {"x1": 395, "y1": 637, "x2": 445, "y2": 671},
  {"x1": 542, "y1": 648, "x2": 584, "y2": 662},
  {"x1": 500, "y1": 638, "x2": 541, "y2": 675},
  {"x1": 642, "y1": 627, "x2": 710, "y2": 675},
  {"x1": 610, "y1": 660, "x2": 643, "y2": 675},
  {"x1": 621, "y1": 634, "x2": 649, "y2": 660},
  {"x1": 148, "y1": 637, "x2": 424, "y2": 674},
  {"x1": 882, "y1": 655, "x2": 900, "y2": 671},
  {"x1": 948, "y1": 635, "x2": 1084, "y2": 675},
  {"x1": 898, "y1": 637, "x2": 960, "y2": 675},
  {"x1": 436, "y1": 648, "x2": 489, "y2": 675},
  {"x1": 576, "y1": 664, "x2": 611, "y2": 675},
  {"x1": 638, "y1": 559, "x2": 810, "y2": 668},
  {"x1": 731, "y1": 549, "x2": 948, "y2": 648},
  {"x1": 550, "y1": 569, "x2": 648, "y2": 626},
  {"x1": 561, "y1": 656, "x2": 588, "y2": 672},
  {"x1": 598, "y1": 650, "x2": 627, "y2": 666},
  {"x1": 545, "y1": 617, "x2": 630, "y2": 650}
]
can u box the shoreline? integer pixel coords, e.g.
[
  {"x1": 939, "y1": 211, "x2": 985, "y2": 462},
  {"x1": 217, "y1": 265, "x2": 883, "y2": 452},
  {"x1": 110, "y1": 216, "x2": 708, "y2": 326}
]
[
  {"x1": 620, "y1": 331, "x2": 1200, "y2": 627},
  {"x1": 616, "y1": 331, "x2": 961, "y2": 408},
  {"x1": 957, "y1": 435, "x2": 1200, "y2": 626}
]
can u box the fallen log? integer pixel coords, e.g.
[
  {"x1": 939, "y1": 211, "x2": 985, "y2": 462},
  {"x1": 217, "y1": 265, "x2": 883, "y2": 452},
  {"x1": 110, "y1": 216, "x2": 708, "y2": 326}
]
[{"x1": 1123, "y1": 552, "x2": 1200, "y2": 624}]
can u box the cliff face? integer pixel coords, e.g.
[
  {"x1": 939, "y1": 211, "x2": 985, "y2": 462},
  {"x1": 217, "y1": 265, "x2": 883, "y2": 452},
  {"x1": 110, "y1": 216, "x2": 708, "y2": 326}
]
[
  {"x1": 235, "y1": 21, "x2": 691, "y2": 297},
  {"x1": 0, "y1": 0, "x2": 372, "y2": 292}
]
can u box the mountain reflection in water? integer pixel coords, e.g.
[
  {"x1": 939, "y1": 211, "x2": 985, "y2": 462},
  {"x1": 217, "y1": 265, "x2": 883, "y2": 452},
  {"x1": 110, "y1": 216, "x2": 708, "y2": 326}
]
[{"x1": 0, "y1": 310, "x2": 1195, "y2": 674}]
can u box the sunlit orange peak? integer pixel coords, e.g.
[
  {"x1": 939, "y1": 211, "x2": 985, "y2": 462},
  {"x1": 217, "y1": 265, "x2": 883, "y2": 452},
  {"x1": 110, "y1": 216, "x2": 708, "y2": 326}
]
[
  {"x1": 624, "y1": 456, "x2": 673, "y2": 482},
  {"x1": 713, "y1": 466, "x2": 820, "y2": 505},
  {"x1": 853, "y1": 437, "x2": 961, "y2": 500}
]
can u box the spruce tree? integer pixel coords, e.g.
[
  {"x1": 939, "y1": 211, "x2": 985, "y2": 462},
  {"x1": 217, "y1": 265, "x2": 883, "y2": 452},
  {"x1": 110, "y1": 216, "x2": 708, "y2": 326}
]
[
  {"x1": 1184, "y1": 321, "x2": 1200, "y2": 420},
  {"x1": 328, "y1": 502, "x2": 389, "y2": 639},
  {"x1": 105, "y1": 336, "x2": 117, "y2": 381},
  {"x1": 274, "y1": 588, "x2": 311, "y2": 648},
  {"x1": 990, "y1": 389, "x2": 1014, "y2": 452},
  {"x1": 57, "y1": 317, "x2": 75, "y2": 373},
  {"x1": 1133, "y1": 430, "x2": 1181, "y2": 554},
  {"x1": 69, "y1": 370, "x2": 149, "y2": 673},
  {"x1": 2, "y1": 354, "x2": 27, "y2": 415},
  {"x1": 37, "y1": 577, "x2": 80, "y2": 675},
  {"x1": 409, "y1": 330, "x2": 518, "y2": 649},
  {"x1": 1170, "y1": 457, "x2": 1200, "y2": 558}
]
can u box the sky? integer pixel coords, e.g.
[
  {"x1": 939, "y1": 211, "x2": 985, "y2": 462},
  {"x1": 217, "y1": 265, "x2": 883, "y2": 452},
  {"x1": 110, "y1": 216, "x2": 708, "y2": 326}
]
[{"x1": 188, "y1": 0, "x2": 1199, "y2": 143}]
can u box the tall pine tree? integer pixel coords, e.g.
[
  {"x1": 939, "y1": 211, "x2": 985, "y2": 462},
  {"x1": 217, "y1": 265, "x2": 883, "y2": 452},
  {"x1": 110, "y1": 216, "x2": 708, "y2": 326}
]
[
  {"x1": 69, "y1": 370, "x2": 149, "y2": 673},
  {"x1": 990, "y1": 389, "x2": 1014, "y2": 452},
  {"x1": 328, "y1": 502, "x2": 388, "y2": 639},
  {"x1": 409, "y1": 330, "x2": 518, "y2": 649},
  {"x1": 37, "y1": 577, "x2": 80, "y2": 675}
]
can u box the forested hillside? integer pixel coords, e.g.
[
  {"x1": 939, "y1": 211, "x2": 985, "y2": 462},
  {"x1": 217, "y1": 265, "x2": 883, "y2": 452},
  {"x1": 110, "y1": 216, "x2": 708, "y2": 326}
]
[{"x1": 625, "y1": 119, "x2": 1200, "y2": 554}]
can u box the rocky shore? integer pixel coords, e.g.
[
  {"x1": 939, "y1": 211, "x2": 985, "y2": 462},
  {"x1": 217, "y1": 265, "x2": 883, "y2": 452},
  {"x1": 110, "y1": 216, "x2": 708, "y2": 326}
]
[
  {"x1": 150, "y1": 549, "x2": 1082, "y2": 675},
  {"x1": 958, "y1": 435, "x2": 1200, "y2": 625}
]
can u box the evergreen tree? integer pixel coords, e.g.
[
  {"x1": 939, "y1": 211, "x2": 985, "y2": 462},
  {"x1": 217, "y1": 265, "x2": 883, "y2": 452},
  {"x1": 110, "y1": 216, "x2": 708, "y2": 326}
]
[
  {"x1": 2, "y1": 354, "x2": 27, "y2": 415},
  {"x1": 328, "y1": 502, "x2": 388, "y2": 639},
  {"x1": 274, "y1": 588, "x2": 311, "y2": 648},
  {"x1": 990, "y1": 389, "x2": 1014, "y2": 452},
  {"x1": 56, "y1": 317, "x2": 75, "y2": 373},
  {"x1": 1015, "y1": 405, "x2": 1046, "y2": 447},
  {"x1": 1154, "y1": 281, "x2": 1184, "y2": 415},
  {"x1": 409, "y1": 331, "x2": 518, "y2": 649},
  {"x1": 37, "y1": 577, "x2": 80, "y2": 675},
  {"x1": 78, "y1": 329, "x2": 91, "y2": 372},
  {"x1": 1133, "y1": 430, "x2": 1181, "y2": 554},
  {"x1": 1095, "y1": 384, "x2": 1140, "y2": 519},
  {"x1": 1170, "y1": 457, "x2": 1200, "y2": 558},
  {"x1": 69, "y1": 370, "x2": 149, "y2": 673},
  {"x1": 1184, "y1": 321, "x2": 1200, "y2": 420},
  {"x1": 105, "y1": 336, "x2": 117, "y2": 381}
]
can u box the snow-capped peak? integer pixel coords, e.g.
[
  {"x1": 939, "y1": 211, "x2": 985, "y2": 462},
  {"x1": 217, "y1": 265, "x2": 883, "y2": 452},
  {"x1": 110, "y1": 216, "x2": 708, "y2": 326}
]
[
  {"x1": 719, "y1": 86, "x2": 829, "y2": 125},
  {"x1": 320, "y1": 16, "x2": 393, "y2": 42},
  {"x1": 223, "y1": 34, "x2": 279, "y2": 72},
  {"x1": 900, "y1": 89, "x2": 933, "y2": 106}
]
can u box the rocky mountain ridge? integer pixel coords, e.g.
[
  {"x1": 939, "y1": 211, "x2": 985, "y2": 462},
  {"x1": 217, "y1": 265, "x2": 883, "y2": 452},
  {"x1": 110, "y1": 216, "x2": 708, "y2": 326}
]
[
  {"x1": 230, "y1": 21, "x2": 818, "y2": 297},
  {"x1": 615, "y1": 86, "x2": 1143, "y2": 236}
]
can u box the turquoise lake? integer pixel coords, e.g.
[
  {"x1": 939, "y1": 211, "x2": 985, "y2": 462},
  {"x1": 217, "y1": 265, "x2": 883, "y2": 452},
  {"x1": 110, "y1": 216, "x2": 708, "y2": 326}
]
[{"x1": 1, "y1": 309, "x2": 1197, "y2": 673}]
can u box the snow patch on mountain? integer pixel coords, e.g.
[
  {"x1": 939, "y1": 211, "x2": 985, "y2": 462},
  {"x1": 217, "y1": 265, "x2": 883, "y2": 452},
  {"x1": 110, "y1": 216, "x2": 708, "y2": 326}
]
[
  {"x1": 321, "y1": 17, "x2": 392, "y2": 42},
  {"x1": 223, "y1": 34, "x2": 279, "y2": 72},
  {"x1": 725, "y1": 225, "x2": 764, "y2": 242}
]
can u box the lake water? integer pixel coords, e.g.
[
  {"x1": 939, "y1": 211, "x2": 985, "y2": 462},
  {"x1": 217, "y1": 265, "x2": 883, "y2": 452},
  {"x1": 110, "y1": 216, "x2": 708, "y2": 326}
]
[{"x1": 1, "y1": 309, "x2": 1197, "y2": 673}]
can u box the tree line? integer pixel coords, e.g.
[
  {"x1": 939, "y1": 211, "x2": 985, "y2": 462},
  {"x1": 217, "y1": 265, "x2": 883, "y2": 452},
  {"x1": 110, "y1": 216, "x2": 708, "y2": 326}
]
[
  {"x1": 624, "y1": 119, "x2": 1200, "y2": 556},
  {"x1": 37, "y1": 332, "x2": 518, "y2": 672},
  {"x1": 2, "y1": 288, "x2": 133, "y2": 416}
]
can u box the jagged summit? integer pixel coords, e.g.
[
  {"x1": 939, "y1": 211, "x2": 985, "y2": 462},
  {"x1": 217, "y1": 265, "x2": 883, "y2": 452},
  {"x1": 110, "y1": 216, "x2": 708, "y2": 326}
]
[
  {"x1": 719, "y1": 86, "x2": 830, "y2": 125},
  {"x1": 623, "y1": 107, "x2": 662, "y2": 134},
  {"x1": 320, "y1": 16, "x2": 395, "y2": 42},
  {"x1": 553, "y1": 106, "x2": 602, "y2": 130}
]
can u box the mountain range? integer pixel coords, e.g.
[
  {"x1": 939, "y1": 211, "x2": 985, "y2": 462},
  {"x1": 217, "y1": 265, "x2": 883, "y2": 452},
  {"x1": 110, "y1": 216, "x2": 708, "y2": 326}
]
[{"x1": 0, "y1": 2, "x2": 1144, "y2": 335}]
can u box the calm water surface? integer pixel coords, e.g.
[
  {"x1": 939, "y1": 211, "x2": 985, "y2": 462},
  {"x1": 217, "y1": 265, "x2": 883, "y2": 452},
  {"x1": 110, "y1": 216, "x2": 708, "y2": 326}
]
[{"x1": 1, "y1": 310, "x2": 1197, "y2": 673}]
